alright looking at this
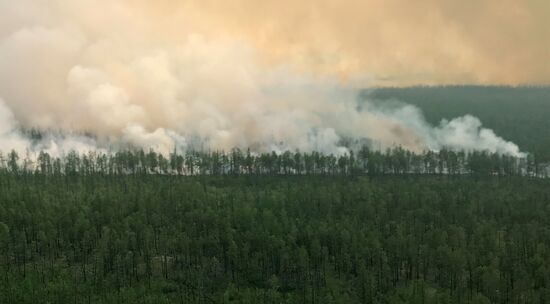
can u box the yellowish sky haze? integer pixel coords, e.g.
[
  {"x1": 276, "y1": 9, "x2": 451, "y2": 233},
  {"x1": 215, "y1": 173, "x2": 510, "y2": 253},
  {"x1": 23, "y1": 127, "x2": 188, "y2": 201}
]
[{"x1": 2, "y1": 0, "x2": 547, "y2": 85}]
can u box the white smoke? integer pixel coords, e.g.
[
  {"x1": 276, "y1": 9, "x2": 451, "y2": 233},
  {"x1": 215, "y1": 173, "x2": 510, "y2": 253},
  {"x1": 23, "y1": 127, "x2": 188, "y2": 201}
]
[
  {"x1": 434, "y1": 116, "x2": 523, "y2": 155},
  {"x1": 0, "y1": 0, "x2": 524, "y2": 157},
  {"x1": 0, "y1": 98, "x2": 101, "y2": 158},
  {"x1": 366, "y1": 102, "x2": 524, "y2": 156}
]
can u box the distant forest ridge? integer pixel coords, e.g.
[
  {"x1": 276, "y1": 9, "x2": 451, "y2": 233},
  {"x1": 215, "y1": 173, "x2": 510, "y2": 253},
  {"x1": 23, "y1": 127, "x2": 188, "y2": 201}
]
[{"x1": 364, "y1": 85, "x2": 550, "y2": 160}]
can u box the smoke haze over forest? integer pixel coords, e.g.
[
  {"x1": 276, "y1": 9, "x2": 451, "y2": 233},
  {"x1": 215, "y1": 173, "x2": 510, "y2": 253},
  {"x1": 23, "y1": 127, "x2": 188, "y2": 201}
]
[
  {"x1": 1, "y1": 0, "x2": 547, "y2": 157},
  {"x1": 3, "y1": 3, "x2": 550, "y2": 303}
]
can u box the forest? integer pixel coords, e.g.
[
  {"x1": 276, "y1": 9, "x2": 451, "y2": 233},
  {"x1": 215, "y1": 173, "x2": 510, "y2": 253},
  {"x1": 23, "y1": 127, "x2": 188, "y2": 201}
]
[
  {"x1": 1, "y1": 145, "x2": 550, "y2": 303},
  {"x1": 1, "y1": 86, "x2": 550, "y2": 303},
  {"x1": 1, "y1": 0, "x2": 548, "y2": 299},
  {"x1": 0, "y1": 146, "x2": 546, "y2": 178}
]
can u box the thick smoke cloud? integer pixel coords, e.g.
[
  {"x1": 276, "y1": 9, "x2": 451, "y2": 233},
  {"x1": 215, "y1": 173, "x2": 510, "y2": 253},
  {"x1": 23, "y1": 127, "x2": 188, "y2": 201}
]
[
  {"x1": 0, "y1": 98, "x2": 101, "y2": 159},
  {"x1": 0, "y1": 0, "x2": 526, "y2": 157}
]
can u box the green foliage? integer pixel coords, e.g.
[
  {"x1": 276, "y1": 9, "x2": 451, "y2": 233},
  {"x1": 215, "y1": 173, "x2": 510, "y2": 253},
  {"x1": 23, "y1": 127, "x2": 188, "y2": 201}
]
[
  {"x1": 0, "y1": 171, "x2": 550, "y2": 303},
  {"x1": 0, "y1": 146, "x2": 543, "y2": 178}
]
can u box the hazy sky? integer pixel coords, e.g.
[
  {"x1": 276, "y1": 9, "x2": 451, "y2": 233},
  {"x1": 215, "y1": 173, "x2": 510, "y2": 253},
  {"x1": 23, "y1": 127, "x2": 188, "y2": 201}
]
[
  {"x1": 1, "y1": 0, "x2": 548, "y2": 86},
  {"x1": 184, "y1": 0, "x2": 550, "y2": 85}
]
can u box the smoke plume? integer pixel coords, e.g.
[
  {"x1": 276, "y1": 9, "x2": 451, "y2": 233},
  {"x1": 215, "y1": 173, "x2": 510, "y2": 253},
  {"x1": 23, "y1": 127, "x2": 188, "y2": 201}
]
[{"x1": 0, "y1": 0, "x2": 526, "y2": 157}]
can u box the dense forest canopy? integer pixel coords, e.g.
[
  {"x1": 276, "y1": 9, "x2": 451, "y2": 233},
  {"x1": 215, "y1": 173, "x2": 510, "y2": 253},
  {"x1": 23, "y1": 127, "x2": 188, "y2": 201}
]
[
  {"x1": 366, "y1": 86, "x2": 550, "y2": 160},
  {"x1": 1, "y1": 173, "x2": 550, "y2": 303}
]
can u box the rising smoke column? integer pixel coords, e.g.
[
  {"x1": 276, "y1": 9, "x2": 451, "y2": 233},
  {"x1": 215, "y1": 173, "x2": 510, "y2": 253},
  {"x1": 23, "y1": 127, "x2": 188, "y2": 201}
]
[{"x1": 0, "y1": 0, "x2": 525, "y2": 157}]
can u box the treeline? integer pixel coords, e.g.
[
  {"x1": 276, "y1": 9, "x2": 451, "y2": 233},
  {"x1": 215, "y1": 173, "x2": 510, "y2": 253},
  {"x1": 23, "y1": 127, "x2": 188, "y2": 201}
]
[
  {"x1": 0, "y1": 147, "x2": 547, "y2": 177},
  {"x1": 1, "y1": 174, "x2": 550, "y2": 303}
]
